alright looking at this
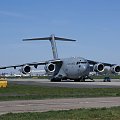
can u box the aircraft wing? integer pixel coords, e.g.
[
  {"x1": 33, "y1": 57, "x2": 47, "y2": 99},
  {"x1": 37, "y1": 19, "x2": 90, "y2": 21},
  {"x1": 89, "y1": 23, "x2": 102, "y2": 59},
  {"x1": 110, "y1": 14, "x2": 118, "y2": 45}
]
[
  {"x1": 0, "y1": 59, "x2": 62, "y2": 69},
  {"x1": 87, "y1": 60, "x2": 115, "y2": 66}
]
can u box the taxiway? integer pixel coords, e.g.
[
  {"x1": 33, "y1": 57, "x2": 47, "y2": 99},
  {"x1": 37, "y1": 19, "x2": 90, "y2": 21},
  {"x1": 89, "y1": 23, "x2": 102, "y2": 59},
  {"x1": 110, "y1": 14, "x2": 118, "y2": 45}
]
[{"x1": 8, "y1": 78, "x2": 120, "y2": 88}]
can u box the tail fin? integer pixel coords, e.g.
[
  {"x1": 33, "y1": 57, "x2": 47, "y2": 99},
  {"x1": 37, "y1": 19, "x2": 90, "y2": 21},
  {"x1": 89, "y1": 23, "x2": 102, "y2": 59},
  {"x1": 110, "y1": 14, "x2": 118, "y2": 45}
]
[{"x1": 23, "y1": 34, "x2": 76, "y2": 59}]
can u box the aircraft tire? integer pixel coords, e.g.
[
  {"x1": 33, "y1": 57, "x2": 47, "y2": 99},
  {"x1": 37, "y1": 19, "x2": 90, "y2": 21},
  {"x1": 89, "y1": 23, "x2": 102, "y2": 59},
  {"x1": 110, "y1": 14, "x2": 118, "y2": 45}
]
[
  {"x1": 51, "y1": 78, "x2": 61, "y2": 82},
  {"x1": 80, "y1": 77, "x2": 85, "y2": 82},
  {"x1": 74, "y1": 79, "x2": 80, "y2": 82}
]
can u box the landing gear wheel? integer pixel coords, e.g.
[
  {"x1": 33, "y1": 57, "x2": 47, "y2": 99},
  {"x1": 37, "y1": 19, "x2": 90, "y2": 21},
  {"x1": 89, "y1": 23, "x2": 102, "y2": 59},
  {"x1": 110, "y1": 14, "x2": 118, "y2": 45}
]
[
  {"x1": 51, "y1": 78, "x2": 61, "y2": 82},
  {"x1": 74, "y1": 79, "x2": 80, "y2": 82},
  {"x1": 80, "y1": 77, "x2": 85, "y2": 82}
]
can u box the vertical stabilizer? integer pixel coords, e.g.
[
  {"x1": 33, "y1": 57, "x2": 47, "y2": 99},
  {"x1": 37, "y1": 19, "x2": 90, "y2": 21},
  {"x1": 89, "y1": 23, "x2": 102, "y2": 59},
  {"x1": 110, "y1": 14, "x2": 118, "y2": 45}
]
[
  {"x1": 23, "y1": 34, "x2": 76, "y2": 59},
  {"x1": 49, "y1": 34, "x2": 58, "y2": 59}
]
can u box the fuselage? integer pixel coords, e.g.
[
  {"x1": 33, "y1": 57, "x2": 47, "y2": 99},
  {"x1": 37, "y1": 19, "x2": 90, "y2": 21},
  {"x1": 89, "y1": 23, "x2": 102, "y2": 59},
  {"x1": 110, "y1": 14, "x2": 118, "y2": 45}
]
[
  {"x1": 61, "y1": 57, "x2": 90, "y2": 79},
  {"x1": 46, "y1": 57, "x2": 90, "y2": 80}
]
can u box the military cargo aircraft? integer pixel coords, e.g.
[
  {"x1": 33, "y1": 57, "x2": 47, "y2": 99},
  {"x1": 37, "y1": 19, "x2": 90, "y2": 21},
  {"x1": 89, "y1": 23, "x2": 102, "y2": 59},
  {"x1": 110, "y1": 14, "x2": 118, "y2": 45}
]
[{"x1": 0, "y1": 34, "x2": 120, "y2": 82}]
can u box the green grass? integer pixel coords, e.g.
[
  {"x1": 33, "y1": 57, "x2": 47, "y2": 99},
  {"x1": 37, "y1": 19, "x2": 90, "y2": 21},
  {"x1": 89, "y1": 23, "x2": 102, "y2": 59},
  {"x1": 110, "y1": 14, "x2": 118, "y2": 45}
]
[
  {"x1": 0, "y1": 83, "x2": 120, "y2": 101},
  {"x1": 0, "y1": 107, "x2": 120, "y2": 120}
]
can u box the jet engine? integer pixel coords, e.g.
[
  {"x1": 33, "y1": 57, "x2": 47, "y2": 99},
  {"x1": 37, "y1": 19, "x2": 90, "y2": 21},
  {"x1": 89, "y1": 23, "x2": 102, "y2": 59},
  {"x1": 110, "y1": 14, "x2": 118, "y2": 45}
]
[
  {"x1": 21, "y1": 65, "x2": 31, "y2": 74},
  {"x1": 111, "y1": 65, "x2": 120, "y2": 74},
  {"x1": 45, "y1": 63, "x2": 56, "y2": 73},
  {"x1": 94, "y1": 63, "x2": 104, "y2": 72}
]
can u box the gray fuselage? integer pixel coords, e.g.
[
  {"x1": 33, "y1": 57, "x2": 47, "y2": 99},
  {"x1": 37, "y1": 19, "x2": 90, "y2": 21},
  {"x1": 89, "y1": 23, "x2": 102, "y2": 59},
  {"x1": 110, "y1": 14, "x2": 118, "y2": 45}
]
[
  {"x1": 62, "y1": 57, "x2": 90, "y2": 79},
  {"x1": 48, "y1": 57, "x2": 90, "y2": 80}
]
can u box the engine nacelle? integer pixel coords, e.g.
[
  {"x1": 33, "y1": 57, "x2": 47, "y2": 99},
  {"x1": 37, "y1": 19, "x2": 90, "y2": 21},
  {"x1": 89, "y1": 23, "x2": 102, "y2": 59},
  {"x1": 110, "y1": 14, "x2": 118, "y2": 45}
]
[
  {"x1": 94, "y1": 63, "x2": 104, "y2": 72},
  {"x1": 21, "y1": 65, "x2": 31, "y2": 74},
  {"x1": 111, "y1": 65, "x2": 120, "y2": 74},
  {"x1": 45, "y1": 63, "x2": 56, "y2": 73}
]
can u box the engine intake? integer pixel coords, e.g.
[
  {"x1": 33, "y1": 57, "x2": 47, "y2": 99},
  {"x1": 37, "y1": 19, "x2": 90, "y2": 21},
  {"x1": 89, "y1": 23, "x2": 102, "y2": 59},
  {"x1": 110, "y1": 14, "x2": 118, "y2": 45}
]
[
  {"x1": 94, "y1": 63, "x2": 104, "y2": 72},
  {"x1": 21, "y1": 65, "x2": 31, "y2": 74},
  {"x1": 45, "y1": 63, "x2": 55, "y2": 73},
  {"x1": 111, "y1": 65, "x2": 120, "y2": 73}
]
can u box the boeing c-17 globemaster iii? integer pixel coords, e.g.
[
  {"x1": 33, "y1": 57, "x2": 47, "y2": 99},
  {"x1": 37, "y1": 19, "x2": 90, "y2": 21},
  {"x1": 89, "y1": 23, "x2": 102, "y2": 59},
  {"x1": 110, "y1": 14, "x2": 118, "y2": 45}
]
[{"x1": 0, "y1": 34, "x2": 120, "y2": 82}]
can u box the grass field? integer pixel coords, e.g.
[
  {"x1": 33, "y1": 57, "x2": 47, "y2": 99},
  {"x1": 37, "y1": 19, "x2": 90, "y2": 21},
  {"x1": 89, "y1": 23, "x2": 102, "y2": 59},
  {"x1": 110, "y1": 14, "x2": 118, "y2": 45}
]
[
  {"x1": 0, "y1": 107, "x2": 120, "y2": 120},
  {"x1": 0, "y1": 83, "x2": 120, "y2": 101}
]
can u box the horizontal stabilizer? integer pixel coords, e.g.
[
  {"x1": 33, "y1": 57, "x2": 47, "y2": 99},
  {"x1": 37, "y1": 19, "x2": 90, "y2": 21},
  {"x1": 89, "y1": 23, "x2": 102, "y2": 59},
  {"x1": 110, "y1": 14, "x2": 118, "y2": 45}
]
[
  {"x1": 23, "y1": 35, "x2": 76, "y2": 42},
  {"x1": 55, "y1": 37, "x2": 76, "y2": 41},
  {"x1": 23, "y1": 37, "x2": 50, "y2": 41}
]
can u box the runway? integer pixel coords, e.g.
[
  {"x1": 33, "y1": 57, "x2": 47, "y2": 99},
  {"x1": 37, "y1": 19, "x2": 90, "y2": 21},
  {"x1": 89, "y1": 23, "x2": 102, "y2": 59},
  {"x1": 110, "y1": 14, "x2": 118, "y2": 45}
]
[
  {"x1": 8, "y1": 78, "x2": 120, "y2": 88},
  {"x1": 0, "y1": 97, "x2": 120, "y2": 115}
]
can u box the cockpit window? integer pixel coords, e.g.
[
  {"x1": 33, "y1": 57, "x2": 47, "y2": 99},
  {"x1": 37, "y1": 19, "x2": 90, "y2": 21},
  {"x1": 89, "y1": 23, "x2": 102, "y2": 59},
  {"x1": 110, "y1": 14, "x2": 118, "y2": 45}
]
[
  {"x1": 80, "y1": 62, "x2": 87, "y2": 64},
  {"x1": 76, "y1": 62, "x2": 81, "y2": 64},
  {"x1": 76, "y1": 61, "x2": 87, "y2": 65}
]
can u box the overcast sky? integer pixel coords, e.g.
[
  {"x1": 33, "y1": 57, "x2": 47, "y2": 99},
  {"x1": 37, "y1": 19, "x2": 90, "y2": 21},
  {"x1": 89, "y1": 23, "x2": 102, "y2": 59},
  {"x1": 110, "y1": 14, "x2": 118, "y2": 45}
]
[{"x1": 0, "y1": 0, "x2": 120, "y2": 72}]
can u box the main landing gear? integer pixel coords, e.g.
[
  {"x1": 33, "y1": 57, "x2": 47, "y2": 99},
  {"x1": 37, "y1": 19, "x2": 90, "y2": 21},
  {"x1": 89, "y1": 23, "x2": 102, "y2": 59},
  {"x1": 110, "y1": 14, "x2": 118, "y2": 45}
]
[
  {"x1": 51, "y1": 78, "x2": 61, "y2": 82},
  {"x1": 74, "y1": 76, "x2": 94, "y2": 82}
]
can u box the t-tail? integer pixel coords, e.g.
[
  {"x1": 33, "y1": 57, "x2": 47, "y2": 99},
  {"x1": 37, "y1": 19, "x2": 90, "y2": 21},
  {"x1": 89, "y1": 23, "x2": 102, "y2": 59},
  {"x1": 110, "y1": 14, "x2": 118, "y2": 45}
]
[{"x1": 23, "y1": 34, "x2": 76, "y2": 60}]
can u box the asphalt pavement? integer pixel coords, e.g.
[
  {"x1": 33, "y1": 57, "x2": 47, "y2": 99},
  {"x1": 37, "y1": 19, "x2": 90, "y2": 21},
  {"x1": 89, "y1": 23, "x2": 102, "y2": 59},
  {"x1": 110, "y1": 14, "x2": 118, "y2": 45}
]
[
  {"x1": 0, "y1": 97, "x2": 120, "y2": 115},
  {"x1": 8, "y1": 78, "x2": 120, "y2": 88}
]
